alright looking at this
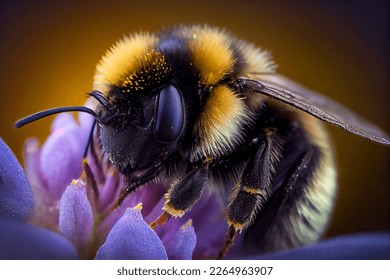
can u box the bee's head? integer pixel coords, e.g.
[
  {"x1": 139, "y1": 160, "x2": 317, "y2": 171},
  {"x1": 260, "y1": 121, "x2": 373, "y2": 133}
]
[
  {"x1": 91, "y1": 36, "x2": 191, "y2": 173},
  {"x1": 95, "y1": 82, "x2": 185, "y2": 173}
]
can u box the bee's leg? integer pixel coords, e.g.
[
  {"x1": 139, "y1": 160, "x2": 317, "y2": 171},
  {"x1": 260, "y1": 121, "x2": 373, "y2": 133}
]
[
  {"x1": 148, "y1": 163, "x2": 209, "y2": 229},
  {"x1": 162, "y1": 165, "x2": 209, "y2": 218},
  {"x1": 218, "y1": 225, "x2": 236, "y2": 259},
  {"x1": 113, "y1": 154, "x2": 183, "y2": 210},
  {"x1": 150, "y1": 211, "x2": 171, "y2": 229},
  {"x1": 113, "y1": 164, "x2": 165, "y2": 209},
  {"x1": 220, "y1": 129, "x2": 283, "y2": 258}
]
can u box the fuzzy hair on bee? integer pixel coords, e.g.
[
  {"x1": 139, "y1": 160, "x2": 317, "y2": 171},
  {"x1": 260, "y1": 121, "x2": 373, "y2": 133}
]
[{"x1": 15, "y1": 24, "x2": 390, "y2": 258}]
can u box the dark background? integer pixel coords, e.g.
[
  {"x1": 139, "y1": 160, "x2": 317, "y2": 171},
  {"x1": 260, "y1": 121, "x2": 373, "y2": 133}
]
[{"x1": 1, "y1": 0, "x2": 389, "y2": 238}]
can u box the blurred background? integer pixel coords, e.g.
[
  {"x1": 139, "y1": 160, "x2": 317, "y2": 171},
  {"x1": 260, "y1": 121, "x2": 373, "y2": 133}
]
[{"x1": 1, "y1": 0, "x2": 389, "y2": 239}]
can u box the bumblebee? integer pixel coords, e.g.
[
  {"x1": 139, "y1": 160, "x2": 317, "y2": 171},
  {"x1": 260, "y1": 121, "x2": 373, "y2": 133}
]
[{"x1": 16, "y1": 25, "x2": 389, "y2": 258}]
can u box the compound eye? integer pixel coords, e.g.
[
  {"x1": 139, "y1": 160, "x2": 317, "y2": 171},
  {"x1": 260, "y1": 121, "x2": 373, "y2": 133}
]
[{"x1": 154, "y1": 85, "x2": 184, "y2": 143}]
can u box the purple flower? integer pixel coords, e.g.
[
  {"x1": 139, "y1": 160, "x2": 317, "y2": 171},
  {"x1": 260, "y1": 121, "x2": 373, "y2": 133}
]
[
  {"x1": 1, "y1": 109, "x2": 389, "y2": 260},
  {"x1": 0, "y1": 137, "x2": 77, "y2": 259},
  {"x1": 1, "y1": 108, "x2": 228, "y2": 259}
]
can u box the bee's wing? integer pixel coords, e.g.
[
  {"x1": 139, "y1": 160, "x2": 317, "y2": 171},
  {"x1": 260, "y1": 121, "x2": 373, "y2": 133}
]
[{"x1": 239, "y1": 75, "x2": 390, "y2": 145}]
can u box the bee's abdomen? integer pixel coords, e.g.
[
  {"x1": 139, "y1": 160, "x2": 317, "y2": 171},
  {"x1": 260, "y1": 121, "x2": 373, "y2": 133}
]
[{"x1": 243, "y1": 110, "x2": 337, "y2": 254}]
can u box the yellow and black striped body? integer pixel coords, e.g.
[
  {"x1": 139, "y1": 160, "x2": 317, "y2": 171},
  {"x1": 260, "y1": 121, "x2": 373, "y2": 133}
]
[{"x1": 94, "y1": 25, "x2": 337, "y2": 255}]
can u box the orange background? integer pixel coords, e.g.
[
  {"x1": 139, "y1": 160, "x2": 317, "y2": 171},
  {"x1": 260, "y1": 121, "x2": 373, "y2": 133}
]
[{"x1": 1, "y1": 0, "x2": 389, "y2": 238}]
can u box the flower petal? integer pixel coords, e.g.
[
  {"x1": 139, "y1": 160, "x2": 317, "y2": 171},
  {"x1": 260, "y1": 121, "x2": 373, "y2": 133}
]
[
  {"x1": 97, "y1": 169, "x2": 123, "y2": 212},
  {"x1": 252, "y1": 232, "x2": 390, "y2": 260},
  {"x1": 40, "y1": 115, "x2": 88, "y2": 200},
  {"x1": 96, "y1": 206, "x2": 168, "y2": 260},
  {"x1": 50, "y1": 112, "x2": 78, "y2": 133},
  {"x1": 0, "y1": 217, "x2": 77, "y2": 259},
  {"x1": 187, "y1": 195, "x2": 227, "y2": 259},
  {"x1": 166, "y1": 220, "x2": 197, "y2": 260},
  {"x1": 59, "y1": 180, "x2": 94, "y2": 251},
  {"x1": 23, "y1": 138, "x2": 46, "y2": 191},
  {"x1": 22, "y1": 137, "x2": 60, "y2": 229},
  {"x1": 0, "y1": 138, "x2": 34, "y2": 221},
  {"x1": 97, "y1": 181, "x2": 164, "y2": 242}
]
